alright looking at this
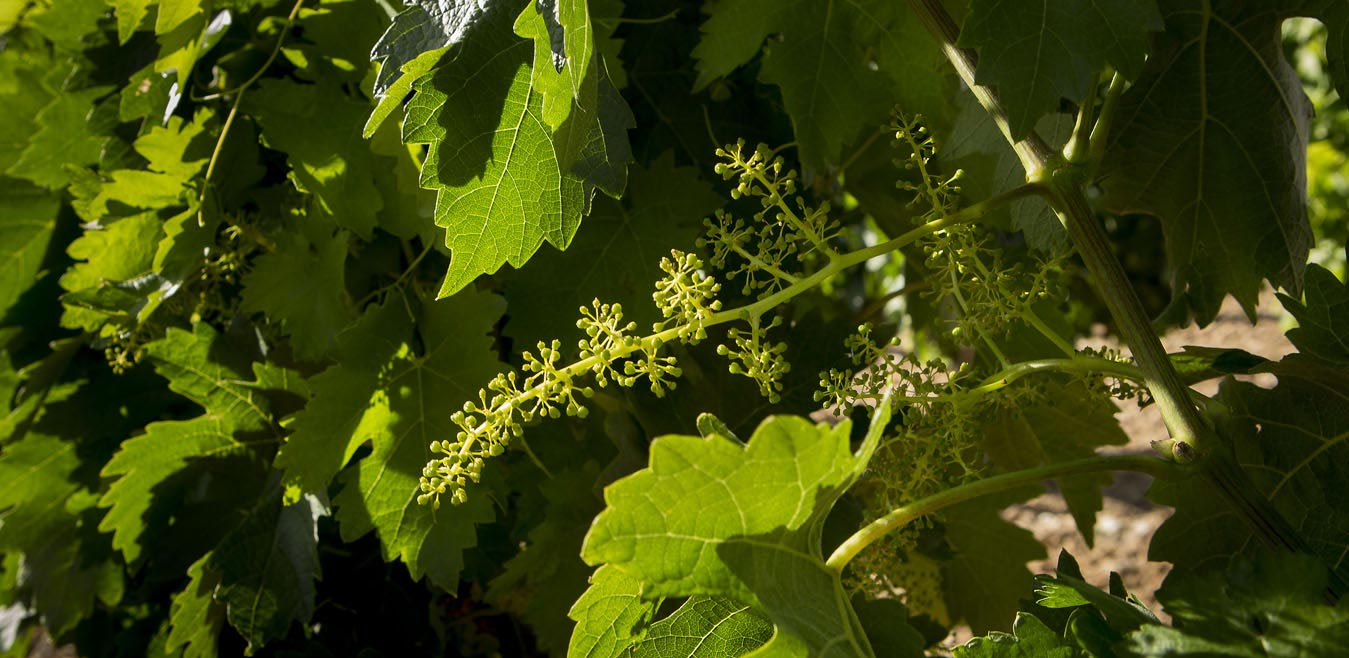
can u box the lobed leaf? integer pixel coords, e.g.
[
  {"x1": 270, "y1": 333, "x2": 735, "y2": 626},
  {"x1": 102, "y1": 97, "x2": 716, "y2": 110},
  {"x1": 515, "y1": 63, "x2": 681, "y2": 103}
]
[
  {"x1": 1100, "y1": 1, "x2": 1314, "y2": 323},
  {"x1": 282, "y1": 290, "x2": 505, "y2": 587},
  {"x1": 1278, "y1": 263, "x2": 1349, "y2": 365},
  {"x1": 582, "y1": 405, "x2": 898, "y2": 657},
  {"x1": 402, "y1": 0, "x2": 632, "y2": 297}
]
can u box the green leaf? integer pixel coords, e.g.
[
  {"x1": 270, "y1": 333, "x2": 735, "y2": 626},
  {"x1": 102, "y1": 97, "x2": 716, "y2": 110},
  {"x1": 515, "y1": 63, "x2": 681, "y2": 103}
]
[
  {"x1": 1034, "y1": 552, "x2": 1158, "y2": 633},
  {"x1": 364, "y1": 46, "x2": 450, "y2": 139},
  {"x1": 154, "y1": 0, "x2": 208, "y2": 90},
  {"x1": 111, "y1": 0, "x2": 154, "y2": 44},
  {"x1": 631, "y1": 597, "x2": 774, "y2": 658},
  {"x1": 98, "y1": 416, "x2": 255, "y2": 564},
  {"x1": 6, "y1": 85, "x2": 113, "y2": 188},
  {"x1": 958, "y1": 0, "x2": 1162, "y2": 139},
  {"x1": 249, "y1": 80, "x2": 384, "y2": 239},
  {"x1": 291, "y1": 290, "x2": 503, "y2": 587},
  {"x1": 99, "y1": 325, "x2": 290, "y2": 563},
  {"x1": 0, "y1": 178, "x2": 59, "y2": 320},
  {"x1": 500, "y1": 153, "x2": 720, "y2": 348},
  {"x1": 850, "y1": 597, "x2": 927, "y2": 658},
  {"x1": 70, "y1": 113, "x2": 212, "y2": 220},
  {"x1": 0, "y1": 46, "x2": 57, "y2": 171},
  {"x1": 274, "y1": 301, "x2": 410, "y2": 502},
  {"x1": 0, "y1": 432, "x2": 123, "y2": 637},
  {"x1": 141, "y1": 324, "x2": 281, "y2": 426},
  {"x1": 984, "y1": 381, "x2": 1127, "y2": 547},
  {"x1": 23, "y1": 0, "x2": 106, "y2": 52},
  {"x1": 944, "y1": 95, "x2": 1076, "y2": 252},
  {"x1": 692, "y1": 0, "x2": 949, "y2": 168},
  {"x1": 164, "y1": 556, "x2": 225, "y2": 658},
  {"x1": 953, "y1": 612, "x2": 1074, "y2": 658},
  {"x1": 1126, "y1": 550, "x2": 1349, "y2": 657},
  {"x1": 207, "y1": 488, "x2": 325, "y2": 654},
  {"x1": 239, "y1": 226, "x2": 352, "y2": 362},
  {"x1": 58, "y1": 212, "x2": 163, "y2": 331},
  {"x1": 1149, "y1": 356, "x2": 1349, "y2": 586},
  {"x1": 514, "y1": 0, "x2": 597, "y2": 129},
  {"x1": 1168, "y1": 346, "x2": 1270, "y2": 386},
  {"x1": 582, "y1": 406, "x2": 897, "y2": 657},
  {"x1": 567, "y1": 565, "x2": 660, "y2": 658},
  {"x1": 403, "y1": 1, "x2": 632, "y2": 297},
  {"x1": 1100, "y1": 1, "x2": 1314, "y2": 323},
  {"x1": 368, "y1": 0, "x2": 489, "y2": 100},
  {"x1": 1278, "y1": 264, "x2": 1349, "y2": 365},
  {"x1": 0, "y1": 431, "x2": 81, "y2": 558}
]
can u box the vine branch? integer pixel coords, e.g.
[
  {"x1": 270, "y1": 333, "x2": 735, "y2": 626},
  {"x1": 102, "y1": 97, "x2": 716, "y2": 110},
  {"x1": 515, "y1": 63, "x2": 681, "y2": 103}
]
[
  {"x1": 826, "y1": 454, "x2": 1184, "y2": 573},
  {"x1": 904, "y1": 0, "x2": 1336, "y2": 592}
]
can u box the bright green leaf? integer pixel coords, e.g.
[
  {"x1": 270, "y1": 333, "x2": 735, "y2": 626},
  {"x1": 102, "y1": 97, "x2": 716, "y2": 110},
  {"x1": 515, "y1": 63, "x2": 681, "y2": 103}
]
[
  {"x1": 583, "y1": 407, "x2": 897, "y2": 657},
  {"x1": 58, "y1": 212, "x2": 163, "y2": 331},
  {"x1": 567, "y1": 565, "x2": 660, "y2": 658},
  {"x1": 515, "y1": 0, "x2": 596, "y2": 129},
  {"x1": 6, "y1": 85, "x2": 113, "y2": 188},
  {"x1": 953, "y1": 612, "x2": 1074, "y2": 658},
  {"x1": 632, "y1": 597, "x2": 773, "y2": 658},
  {"x1": 164, "y1": 556, "x2": 225, "y2": 658},
  {"x1": 403, "y1": 1, "x2": 632, "y2": 297},
  {"x1": 110, "y1": 0, "x2": 154, "y2": 44},
  {"x1": 0, "y1": 46, "x2": 56, "y2": 171}
]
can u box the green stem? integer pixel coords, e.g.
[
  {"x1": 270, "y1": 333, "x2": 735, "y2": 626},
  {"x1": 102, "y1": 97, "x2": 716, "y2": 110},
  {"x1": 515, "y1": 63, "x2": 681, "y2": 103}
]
[
  {"x1": 728, "y1": 242, "x2": 801, "y2": 285},
  {"x1": 962, "y1": 356, "x2": 1143, "y2": 397},
  {"x1": 948, "y1": 256, "x2": 1010, "y2": 367},
  {"x1": 195, "y1": 0, "x2": 307, "y2": 102},
  {"x1": 826, "y1": 455, "x2": 1182, "y2": 574},
  {"x1": 906, "y1": 0, "x2": 1335, "y2": 594},
  {"x1": 1064, "y1": 69, "x2": 1106, "y2": 164},
  {"x1": 1087, "y1": 71, "x2": 1128, "y2": 166},
  {"x1": 747, "y1": 167, "x2": 833, "y2": 259},
  {"x1": 1021, "y1": 306, "x2": 1077, "y2": 358},
  {"x1": 906, "y1": 0, "x2": 1202, "y2": 460}
]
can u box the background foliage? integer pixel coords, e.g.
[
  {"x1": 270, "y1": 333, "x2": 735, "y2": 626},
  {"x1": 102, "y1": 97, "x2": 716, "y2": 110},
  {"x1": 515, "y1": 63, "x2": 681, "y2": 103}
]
[{"x1": 0, "y1": 0, "x2": 1346, "y2": 656}]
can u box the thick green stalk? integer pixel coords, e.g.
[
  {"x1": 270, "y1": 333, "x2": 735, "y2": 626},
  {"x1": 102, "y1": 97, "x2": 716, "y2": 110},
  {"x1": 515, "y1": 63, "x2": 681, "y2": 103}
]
[
  {"x1": 905, "y1": 0, "x2": 1332, "y2": 587},
  {"x1": 826, "y1": 455, "x2": 1182, "y2": 573},
  {"x1": 906, "y1": 0, "x2": 1202, "y2": 460}
]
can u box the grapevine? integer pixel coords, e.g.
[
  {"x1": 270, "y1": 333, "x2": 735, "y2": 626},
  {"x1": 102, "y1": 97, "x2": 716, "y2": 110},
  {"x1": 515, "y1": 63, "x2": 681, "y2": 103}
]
[{"x1": 0, "y1": 1, "x2": 1344, "y2": 656}]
